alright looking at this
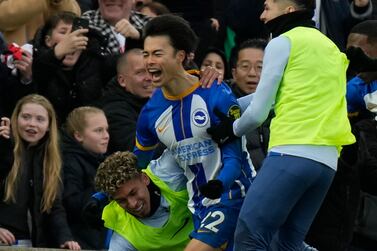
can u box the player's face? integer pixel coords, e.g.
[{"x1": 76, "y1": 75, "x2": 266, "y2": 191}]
[
  {"x1": 143, "y1": 35, "x2": 184, "y2": 88},
  {"x1": 260, "y1": 0, "x2": 292, "y2": 23},
  {"x1": 113, "y1": 173, "x2": 151, "y2": 218}
]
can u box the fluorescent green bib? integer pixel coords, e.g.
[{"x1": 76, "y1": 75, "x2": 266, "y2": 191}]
[
  {"x1": 269, "y1": 27, "x2": 355, "y2": 152},
  {"x1": 102, "y1": 167, "x2": 193, "y2": 251}
]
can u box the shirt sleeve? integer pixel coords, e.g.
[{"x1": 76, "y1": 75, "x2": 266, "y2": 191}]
[
  {"x1": 149, "y1": 150, "x2": 187, "y2": 192},
  {"x1": 346, "y1": 77, "x2": 365, "y2": 113},
  {"x1": 109, "y1": 231, "x2": 136, "y2": 251},
  {"x1": 134, "y1": 107, "x2": 159, "y2": 169},
  {"x1": 233, "y1": 36, "x2": 291, "y2": 137},
  {"x1": 210, "y1": 84, "x2": 243, "y2": 190}
]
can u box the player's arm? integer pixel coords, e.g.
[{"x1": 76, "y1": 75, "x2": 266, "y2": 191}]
[
  {"x1": 207, "y1": 37, "x2": 290, "y2": 143},
  {"x1": 199, "y1": 86, "x2": 243, "y2": 199},
  {"x1": 133, "y1": 110, "x2": 159, "y2": 169}
]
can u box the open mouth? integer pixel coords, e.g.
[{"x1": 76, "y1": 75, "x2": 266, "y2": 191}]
[
  {"x1": 148, "y1": 68, "x2": 162, "y2": 83},
  {"x1": 132, "y1": 202, "x2": 144, "y2": 214},
  {"x1": 26, "y1": 129, "x2": 37, "y2": 134},
  {"x1": 247, "y1": 81, "x2": 257, "y2": 86}
]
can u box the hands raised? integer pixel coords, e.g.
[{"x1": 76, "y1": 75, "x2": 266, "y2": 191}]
[
  {"x1": 54, "y1": 29, "x2": 89, "y2": 60},
  {"x1": 0, "y1": 117, "x2": 10, "y2": 139},
  {"x1": 115, "y1": 19, "x2": 140, "y2": 40},
  {"x1": 14, "y1": 50, "x2": 32, "y2": 83}
]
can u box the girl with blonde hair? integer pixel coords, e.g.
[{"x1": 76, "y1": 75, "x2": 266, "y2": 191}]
[
  {"x1": 62, "y1": 106, "x2": 109, "y2": 249},
  {"x1": 0, "y1": 94, "x2": 80, "y2": 249}
]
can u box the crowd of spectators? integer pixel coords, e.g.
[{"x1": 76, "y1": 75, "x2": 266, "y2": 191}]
[{"x1": 0, "y1": 0, "x2": 377, "y2": 250}]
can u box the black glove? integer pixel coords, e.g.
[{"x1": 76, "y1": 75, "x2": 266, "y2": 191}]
[
  {"x1": 207, "y1": 108, "x2": 238, "y2": 145},
  {"x1": 82, "y1": 192, "x2": 109, "y2": 229},
  {"x1": 346, "y1": 46, "x2": 377, "y2": 72},
  {"x1": 199, "y1": 180, "x2": 223, "y2": 199}
]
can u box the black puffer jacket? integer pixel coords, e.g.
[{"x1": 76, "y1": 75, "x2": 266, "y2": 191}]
[
  {"x1": 61, "y1": 131, "x2": 107, "y2": 249},
  {"x1": 0, "y1": 137, "x2": 73, "y2": 248},
  {"x1": 32, "y1": 28, "x2": 117, "y2": 125},
  {"x1": 99, "y1": 77, "x2": 149, "y2": 154}
]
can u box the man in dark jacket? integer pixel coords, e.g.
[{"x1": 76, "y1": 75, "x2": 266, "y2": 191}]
[
  {"x1": 230, "y1": 38, "x2": 271, "y2": 171},
  {"x1": 99, "y1": 48, "x2": 153, "y2": 154},
  {"x1": 315, "y1": 0, "x2": 373, "y2": 51}
]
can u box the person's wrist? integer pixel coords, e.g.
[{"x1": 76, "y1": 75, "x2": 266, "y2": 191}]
[{"x1": 53, "y1": 44, "x2": 65, "y2": 60}]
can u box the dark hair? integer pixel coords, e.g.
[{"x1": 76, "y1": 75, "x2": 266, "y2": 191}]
[
  {"x1": 232, "y1": 38, "x2": 268, "y2": 68},
  {"x1": 41, "y1": 11, "x2": 77, "y2": 38},
  {"x1": 142, "y1": 14, "x2": 198, "y2": 54},
  {"x1": 350, "y1": 20, "x2": 377, "y2": 44},
  {"x1": 141, "y1": 2, "x2": 170, "y2": 16}
]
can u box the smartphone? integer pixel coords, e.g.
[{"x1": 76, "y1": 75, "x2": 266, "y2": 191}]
[{"x1": 72, "y1": 17, "x2": 89, "y2": 31}]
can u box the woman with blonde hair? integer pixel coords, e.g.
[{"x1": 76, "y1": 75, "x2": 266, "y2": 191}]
[
  {"x1": 62, "y1": 106, "x2": 109, "y2": 249},
  {"x1": 0, "y1": 94, "x2": 80, "y2": 249}
]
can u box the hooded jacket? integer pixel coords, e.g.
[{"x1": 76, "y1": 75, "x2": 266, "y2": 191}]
[
  {"x1": 32, "y1": 28, "x2": 116, "y2": 125},
  {"x1": 61, "y1": 131, "x2": 107, "y2": 249}
]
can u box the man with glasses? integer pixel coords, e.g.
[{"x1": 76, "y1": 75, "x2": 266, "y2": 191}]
[
  {"x1": 231, "y1": 39, "x2": 267, "y2": 97},
  {"x1": 230, "y1": 39, "x2": 270, "y2": 170}
]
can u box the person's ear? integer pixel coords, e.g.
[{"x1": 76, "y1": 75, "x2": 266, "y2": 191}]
[
  {"x1": 45, "y1": 35, "x2": 54, "y2": 47},
  {"x1": 286, "y1": 5, "x2": 296, "y2": 13},
  {"x1": 141, "y1": 173, "x2": 150, "y2": 186},
  {"x1": 232, "y1": 67, "x2": 236, "y2": 79},
  {"x1": 177, "y1": 50, "x2": 186, "y2": 64},
  {"x1": 73, "y1": 131, "x2": 83, "y2": 143},
  {"x1": 118, "y1": 74, "x2": 127, "y2": 88}
]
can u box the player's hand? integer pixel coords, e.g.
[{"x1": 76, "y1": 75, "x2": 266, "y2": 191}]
[
  {"x1": 207, "y1": 109, "x2": 237, "y2": 145},
  {"x1": 0, "y1": 117, "x2": 11, "y2": 139},
  {"x1": 115, "y1": 19, "x2": 140, "y2": 39},
  {"x1": 199, "y1": 180, "x2": 223, "y2": 199},
  {"x1": 200, "y1": 66, "x2": 223, "y2": 88},
  {"x1": 60, "y1": 240, "x2": 81, "y2": 250},
  {"x1": 82, "y1": 192, "x2": 108, "y2": 229}
]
